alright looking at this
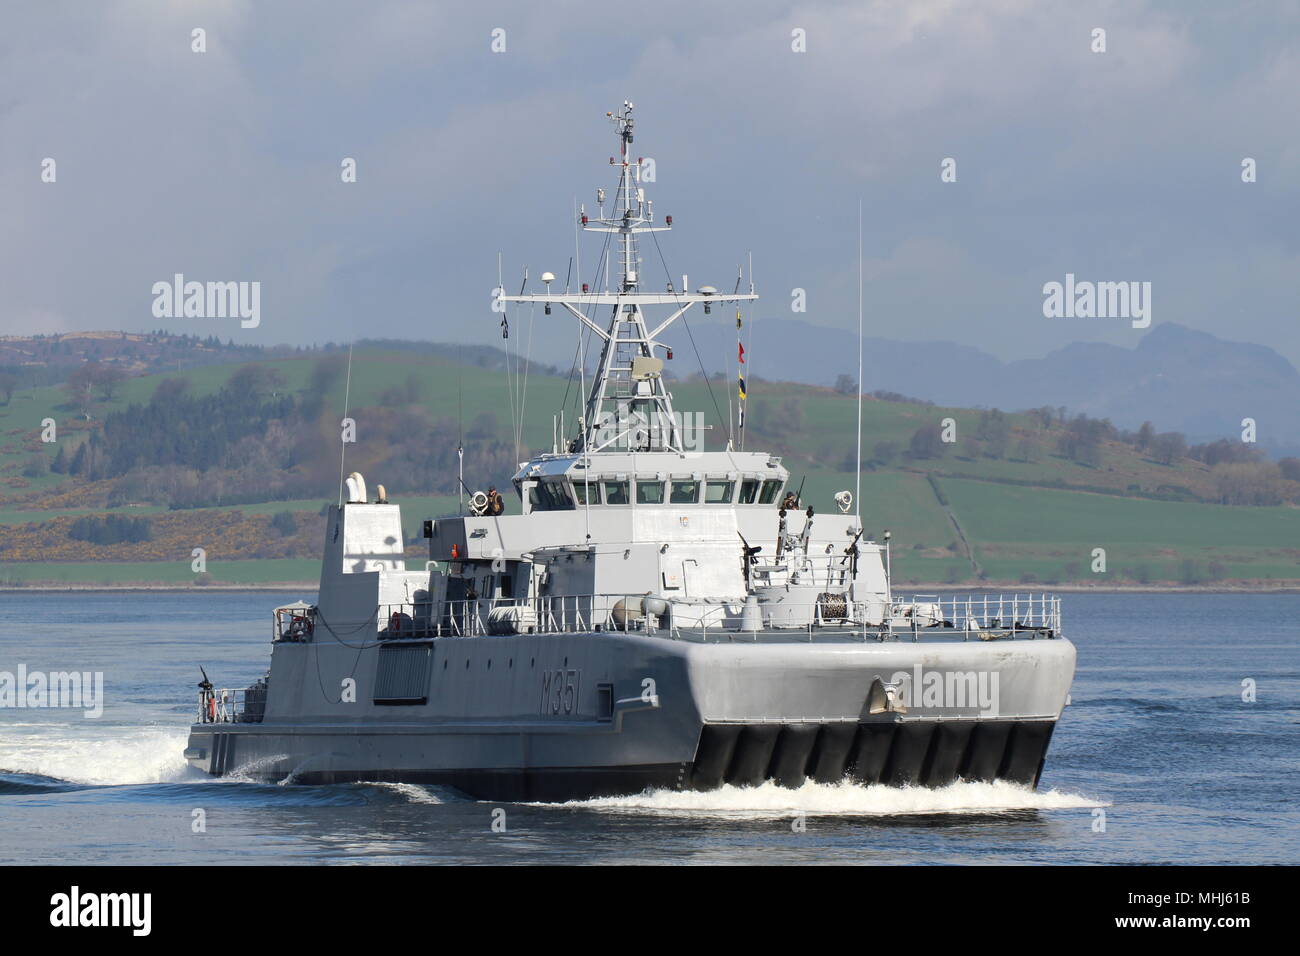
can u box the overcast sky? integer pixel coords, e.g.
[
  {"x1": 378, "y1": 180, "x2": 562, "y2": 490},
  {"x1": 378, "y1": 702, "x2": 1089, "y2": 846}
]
[{"x1": 3, "y1": 0, "x2": 1298, "y2": 368}]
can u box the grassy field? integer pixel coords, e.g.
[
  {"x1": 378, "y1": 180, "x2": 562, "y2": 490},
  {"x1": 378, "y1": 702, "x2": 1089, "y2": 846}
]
[
  {"x1": 0, "y1": 348, "x2": 1228, "y2": 496},
  {"x1": 1, "y1": 345, "x2": 1296, "y2": 586},
  {"x1": 0, "y1": 558, "x2": 320, "y2": 586},
  {"x1": 942, "y1": 478, "x2": 1300, "y2": 583}
]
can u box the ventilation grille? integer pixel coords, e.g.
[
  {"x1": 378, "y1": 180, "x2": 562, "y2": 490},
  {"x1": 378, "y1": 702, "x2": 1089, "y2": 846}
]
[{"x1": 374, "y1": 643, "x2": 432, "y2": 705}]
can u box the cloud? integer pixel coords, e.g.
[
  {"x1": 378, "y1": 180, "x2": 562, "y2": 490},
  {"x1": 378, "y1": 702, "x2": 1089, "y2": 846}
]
[{"x1": 1, "y1": 0, "x2": 1297, "y2": 370}]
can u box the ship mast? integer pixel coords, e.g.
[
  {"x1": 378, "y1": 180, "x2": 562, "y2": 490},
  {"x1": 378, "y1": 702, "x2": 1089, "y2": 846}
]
[{"x1": 498, "y1": 101, "x2": 757, "y2": 454}]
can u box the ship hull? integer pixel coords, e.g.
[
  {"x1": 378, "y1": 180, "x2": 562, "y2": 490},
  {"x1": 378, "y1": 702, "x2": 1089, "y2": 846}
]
[
  {"x1": 185, "y1": 630, "x2": 1075, "y2": 801},
  {"x1": 186, "y1": 718, "x2": 1058, "y2": 802}
]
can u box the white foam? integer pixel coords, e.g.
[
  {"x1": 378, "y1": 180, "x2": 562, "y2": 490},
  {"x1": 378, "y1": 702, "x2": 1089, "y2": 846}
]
[
  {"x1": 369, "y1": 782, "x2": 446, "y2": 805},
  {"x1": 546, "y1": 779, "x2": 1106, "y2": 818},
  {"x1": 0, "y1": 727, "x2": 198, "y2": 786},
  {"x1": 226, "y1": 754, "x2": 292, "y2": 784}
]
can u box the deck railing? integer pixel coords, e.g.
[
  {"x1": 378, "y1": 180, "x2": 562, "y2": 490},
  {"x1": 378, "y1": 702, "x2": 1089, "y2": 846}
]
[
  {"x1": 196, "y1": 683, "x2": 266, "y2": 724},
  {"x1": 891, "y1": 592, "x2": 1062, "y2": 638},
  {"x1": 748, "y1": 551, "x2": 858, "y2": 591},
  {"x1": 360, "y1": 592, "x2": 1061, "y2": 642},
  {"x1": 273, "y1": 605, "x2": 317, "y2": 643}
]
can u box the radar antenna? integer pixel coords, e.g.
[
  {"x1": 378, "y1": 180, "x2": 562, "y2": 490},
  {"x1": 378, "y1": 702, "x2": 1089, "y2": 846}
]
[{"x1": 497, "y1": 102, "x2": 757, "y2": 454}]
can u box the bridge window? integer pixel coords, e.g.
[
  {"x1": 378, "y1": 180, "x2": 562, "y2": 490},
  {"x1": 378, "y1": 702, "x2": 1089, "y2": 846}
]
[
  {"x1": 531, "y1": 479, "x2": 575, "y2": 511},
  {"x1": 573, "y1": 480, "x2": 601, "y2": 505},
  {"x1": 636, "y1": 480, "x2": 665, "y2": 505},
  {"x1": 705, "y1": 480, "x2": 734, "y2": 504},
  {"x1": 738, "y1": 479, "x2": 759, "y2": 504},
  {"x1": 669, "y1": 479, "x2": 699, "y2": 504},
  {"x1": 602, "y1": 480, "x2": 629, "y2": 505},
  {"x1": 759, "y1": 479, "x2": 783, "y2": 504}
]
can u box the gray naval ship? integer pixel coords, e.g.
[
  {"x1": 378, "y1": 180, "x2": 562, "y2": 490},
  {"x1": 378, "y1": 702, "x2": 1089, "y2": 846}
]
[{"x1": 186, "y1": 103, "x2": 1075, "y2": 801}]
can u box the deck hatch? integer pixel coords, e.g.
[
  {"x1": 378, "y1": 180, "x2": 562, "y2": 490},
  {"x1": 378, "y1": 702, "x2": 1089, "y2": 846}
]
[{"x1": 374, "y1": 643, "x2": 432, "y2": 705}]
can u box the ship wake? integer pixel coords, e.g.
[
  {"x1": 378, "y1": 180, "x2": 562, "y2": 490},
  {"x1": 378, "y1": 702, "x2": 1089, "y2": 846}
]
[
  {"x1": 549, "y1": 779, "x2": 1105, "y2": 818},
  {"x1": 0, "y1": 726, "x2": 200, "y2": 787}
]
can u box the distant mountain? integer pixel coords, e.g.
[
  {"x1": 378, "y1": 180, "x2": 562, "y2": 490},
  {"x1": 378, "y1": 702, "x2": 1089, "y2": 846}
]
[
  {"x1": 677, "y1": 317, "x2": 1000, "y2": 403},
  {"x1": 991, "y1": 325, "x2": 1300, "y2": 454},
  {"x1": 680, "y1": 319, "x2": 1300, "y2": 456}
]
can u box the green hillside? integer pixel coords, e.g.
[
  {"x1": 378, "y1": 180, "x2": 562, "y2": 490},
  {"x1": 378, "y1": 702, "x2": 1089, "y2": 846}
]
[{"x1": 1, "y1": 341, "x2": 1297, "y2": 587}]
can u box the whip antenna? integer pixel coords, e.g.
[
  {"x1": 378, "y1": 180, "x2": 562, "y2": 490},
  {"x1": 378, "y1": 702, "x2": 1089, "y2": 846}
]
[
  {"x1": 855, "y1": 200, "x2": 864, "y2": 524},
  {"x1": 336, "y1": 341, "x2": 354, "y2": 507}
]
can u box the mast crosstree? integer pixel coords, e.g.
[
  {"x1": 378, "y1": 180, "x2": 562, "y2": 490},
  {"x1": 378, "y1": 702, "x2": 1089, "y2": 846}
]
[{"x1": 498, "y1": 101, "x2": 756, "y2": 454}]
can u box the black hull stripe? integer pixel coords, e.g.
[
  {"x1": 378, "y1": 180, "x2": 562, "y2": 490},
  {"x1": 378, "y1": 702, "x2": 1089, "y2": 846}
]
[{"x1": 690, "y1": 719, "x2": 1057, "y2": 791}]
